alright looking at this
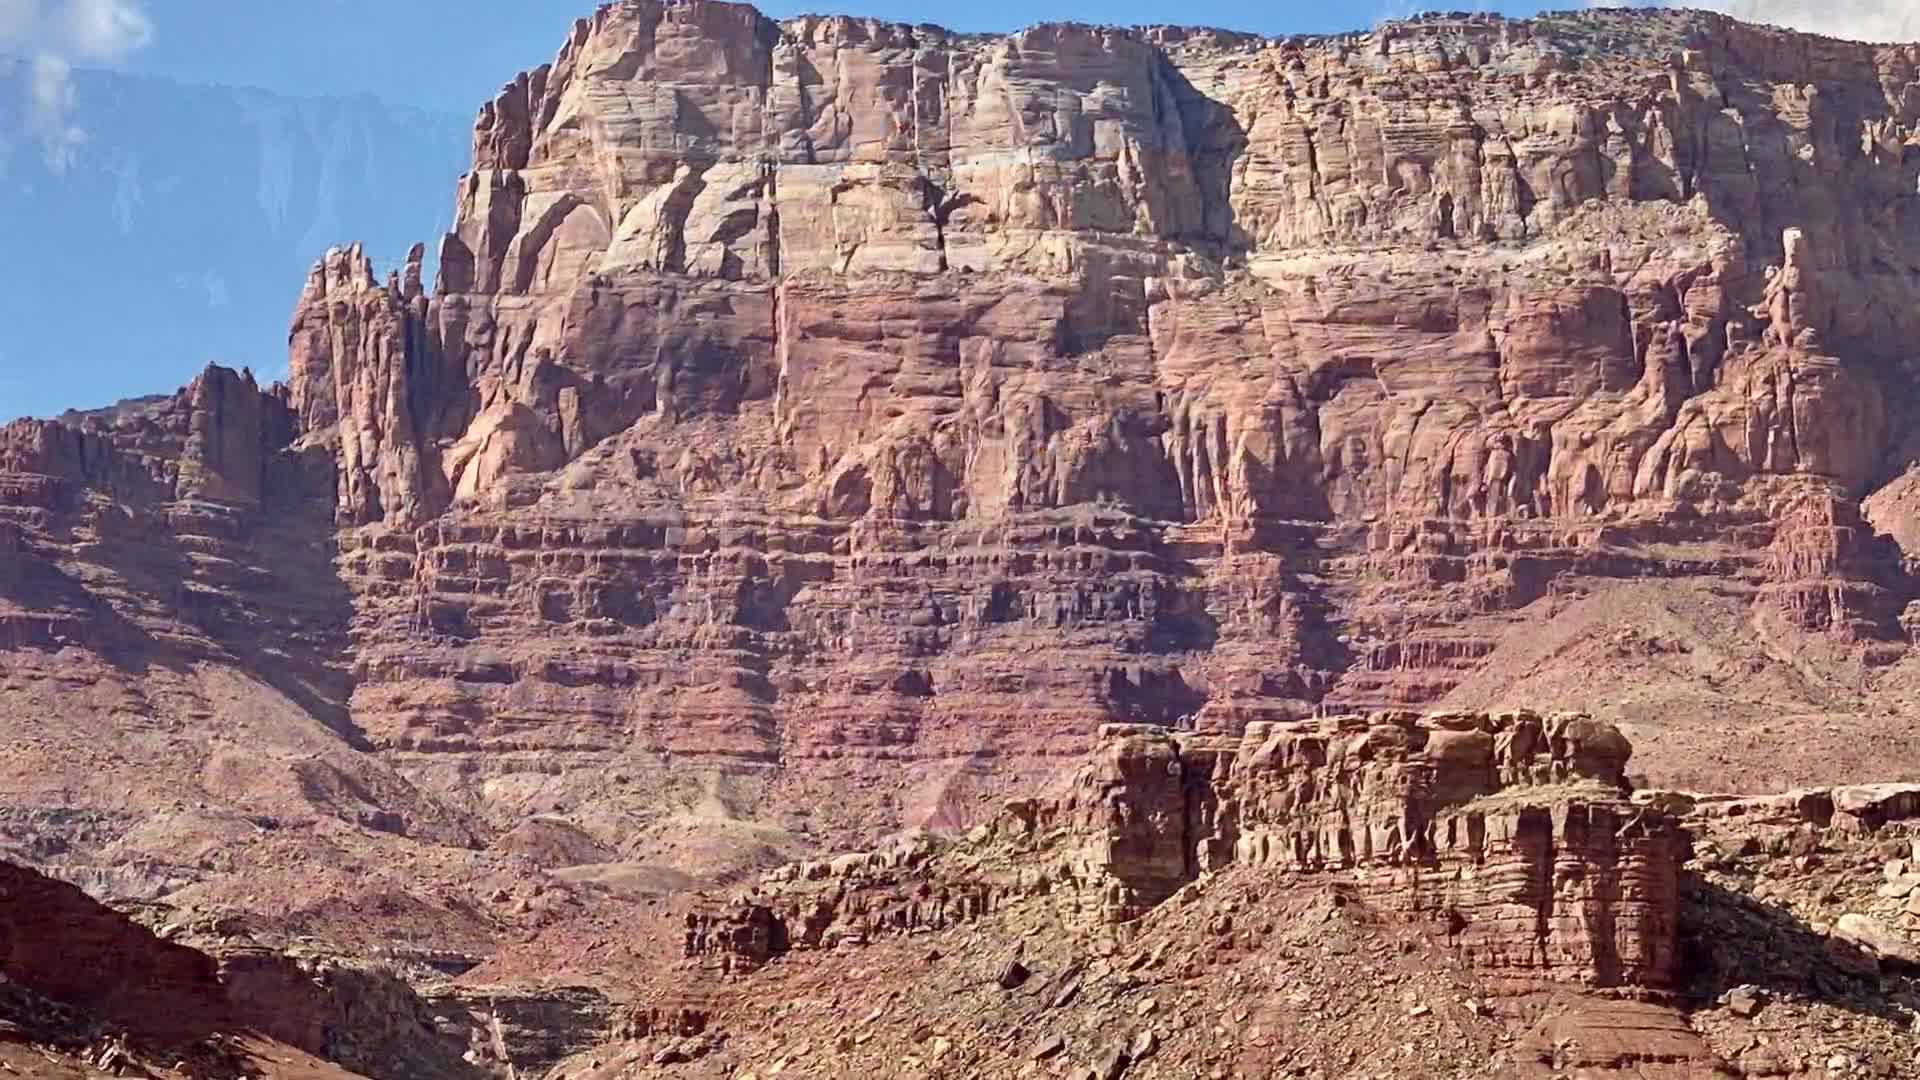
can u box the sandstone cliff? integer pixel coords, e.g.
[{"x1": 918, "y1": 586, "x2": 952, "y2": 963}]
[
  {"x1": 284, "y1": 0, "x2": 1920, "y2": 848},
  {"x1": 8, "y1": 0, "x2": 1920, "y2": 974},
  {"x1": 587, "y1": 713, "x2": 1920, "y2": 1079},
  {"x1": 701, "y1": 710, "x2": 1680, "y2": 989}
]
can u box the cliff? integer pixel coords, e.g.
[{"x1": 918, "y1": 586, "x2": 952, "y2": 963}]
[
  {"x1": 6, "y1": 0, "x2": 1920, "y2": 995},
  {"x1": 701, "y1": 710, "x2": 1681, "y2": 989},
  {"x1": 608, "y1": 712, "x2": 1920, "y2": 1079},
  {"x1": 284, "y1": 0, "x2": 1920, "y2": 848}
]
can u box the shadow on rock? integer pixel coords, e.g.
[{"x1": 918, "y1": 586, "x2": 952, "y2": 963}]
[{"x1": 1680, "y1": 873, "x2": 1920, "y2": 1023}]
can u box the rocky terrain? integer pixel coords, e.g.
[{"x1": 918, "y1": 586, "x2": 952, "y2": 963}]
[
  {"x1": 553, "y1": 709, "x2": 1920, "y2": 1079},
  {"x1": 9, "y1": 709, "x2": 1920, "y2": 1078},
  {"x1": 5, "y1": 1, "x2": 1920, "y2": 1076}
]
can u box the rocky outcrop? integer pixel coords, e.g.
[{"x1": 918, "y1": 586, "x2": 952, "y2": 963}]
[
  {"x1": 1, "y1": 365, "x2": 300, "y2": 510},
  {"x1": 211, "y1": 947, "x2": 490, "y2": 1080},
  {"x1": 682, "y1": 903, "x2": 790, "y2": 974},
  {"x1": 1638, "y1": 780, "x2": 1920, "y2": 835},
  {"x1": 0, "y1": 860, "x2": 229, "y2": 1041},
  {"x1": 617, "y1": 705, "x2": 1920, "y2": 1080},
  {"x1": 290, "y1": 4, "x2": 1920, "y2": 536},
  {"x1": 0, "y1": 363, "x2": 346, "y2": 690},
  {"x1": 288, "y1": 243, "x2": 452, "y2": 526},
  {"x1": 430, "y1": 985, "x2": 618, "y2": 1077},
  {"x1": 711, "y1": 710, "x2": 1682, "y2": 989},
  {"x1": 0, "y1": 860, "x2": 490, "y2": 1077}
]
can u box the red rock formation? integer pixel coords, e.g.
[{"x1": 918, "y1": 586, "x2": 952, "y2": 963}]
[
  {"x1": 0, "y1": 860, "x2": 229, "y2": 1041},
  {"x1": 9, "y1": 1, "x2": 1920, "y2": 973},
  {"x1": 716, "y1": 710, "x2": 1681, "y2": 990},
  {"x1": 0, "y1": 365, "x2": 298, "y2": 510},
  {"x1": 15, "y1": 10, "x2": 1920, "y2": 1075},
  {"x1": 682, "y1": 903, "x2": 789, "y2": 974},
  {"x1": 270, "y1": 5, "x2": 1920, "y2": 854}
]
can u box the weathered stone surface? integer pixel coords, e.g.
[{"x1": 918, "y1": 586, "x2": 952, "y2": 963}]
[
  {"x1": 682, "y1": 903, "x2": 789, "y2": 974},
  {"x1": 715, "y1": 710, "x2": 1681, "y2": 989},
  {"x1": 1, "y1": 364, "x2": 301, "y2": 511},
  {"x1": 259, "y1": 2, "x2": 1920, "y2": 864},
  {"x1": 1635, "y1": 781, "x2": 1920, "y2": 834},
  {"x1": 18, "y1": 6, "x2": 1920, "y2": 1076},
  {"x1": 1514, "y1": 1000, "x2": 1737, "y2": 1079},
  {"x1": 0, "y1": 860, "x2": 228, "y2": 1041},
  {"x1": 1833, "y1": 912, "x2": 1920, "y2": 969},
  {"x1": 9, "y1": 6, "x2": 1920, "y2": 1045},
  {"x1": 0, "y1": 860, "x2": 507, "y2": 1077}
]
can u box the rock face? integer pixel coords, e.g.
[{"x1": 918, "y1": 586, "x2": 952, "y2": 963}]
[
  {"x1": 264, "y1": 0, "x2": 1920, "y2": 855},
  {"x1": 0, "y1": 365, "x2": 338, "y2": 665},
  {"x1": 21, "y1": 7, "x2": 1920, "y2": 1076},
  {"x1": 0, "y1": 860, "x2": 229, "y2": 1041},
  {"x1": 9, "y1": 0, "x2": 1920, "y2": 973},
  {"x1": 718, "y1": 710, "x2": 1681, "y2": 990},
  {"x1": 1, "y1": 366, "x2": 297, "y2": 507},
  {"x1": 0, "y1": 860, "x2": 492, "y2": 1078},
  {"x1": 566, "y1": 707, "x2": 1920, "y2": 1080}
]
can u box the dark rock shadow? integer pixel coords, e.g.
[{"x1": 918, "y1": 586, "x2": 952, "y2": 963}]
[
  {"x1": 0, "y1": 451, "x2": 364, "y2": 749},
  {"x1": 0, "y1": 545, "x2": 195, "y2": 679},
  {"x1": 0, "y1": 859, "x2": 491, "y2": 1079},
  {"x1": 1679, "y1": 873, "x2": 1920, "y2": 1024},
  {"x1": 1152, "y1": 49, "x2": 1251, "y2": 258}
]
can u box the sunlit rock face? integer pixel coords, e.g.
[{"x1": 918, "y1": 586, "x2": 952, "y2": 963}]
[
  {"x1": 274, "y1": 1, "x2": 1920, "y2": 844},
  {"x1": 707, "y1": 711, "x2": 1683, "y2": 990},
  {"x1": 9, "y1": 3, "x2": 1920, "y2": 895}
]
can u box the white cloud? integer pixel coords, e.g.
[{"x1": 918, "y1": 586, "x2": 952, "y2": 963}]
[
  {"x1": 1591, "y1": 0, "x2": 1917, "y2": 43},
  {"x1": 0, "y1": 0, "x2": 151, "y2": 172},
  {"x1": 57, "y1": 0, "x2": 150, "y2": 59},
  {"x1": 26, "y1": 53, "x2": 79, "y2": 170}
]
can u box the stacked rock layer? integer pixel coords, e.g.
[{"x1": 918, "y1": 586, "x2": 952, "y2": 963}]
[
  {"x1": 705, "y1": 710, "x2": 1681, "y2": 990},
  {"x1": 293, "y1": 2, "x2": 1920, "y2": 844},
  {"x1": 4, "y1": 1, "x2": 1920, "y2": 892}
]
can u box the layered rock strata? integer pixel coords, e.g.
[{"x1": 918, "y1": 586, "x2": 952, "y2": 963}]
[
  {"x1": 0, "y1": 364, "x2": 338, "y2": 669},
  {"x1": 274, "y1": 0, "x2": 1920, "y2": 850},
  {"x1": 703, "y1": 710, "x2": 1682, "y2": 989},
  {"x1": 6, "y1": 0, "x2": 1920, "y2": 945}
]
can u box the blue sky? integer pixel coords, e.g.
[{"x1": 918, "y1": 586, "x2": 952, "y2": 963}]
[{"x1": 124, "y1": 1, "x2": 1553, "y2": 114}]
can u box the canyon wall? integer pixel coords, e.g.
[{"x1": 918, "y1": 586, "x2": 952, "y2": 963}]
[
  {"x1": 5, "y1": 1, "x2": 1920, "y2": 922},
  {"x1": 287, "y1": 1, "x2": 1920, "y2": 843}
]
